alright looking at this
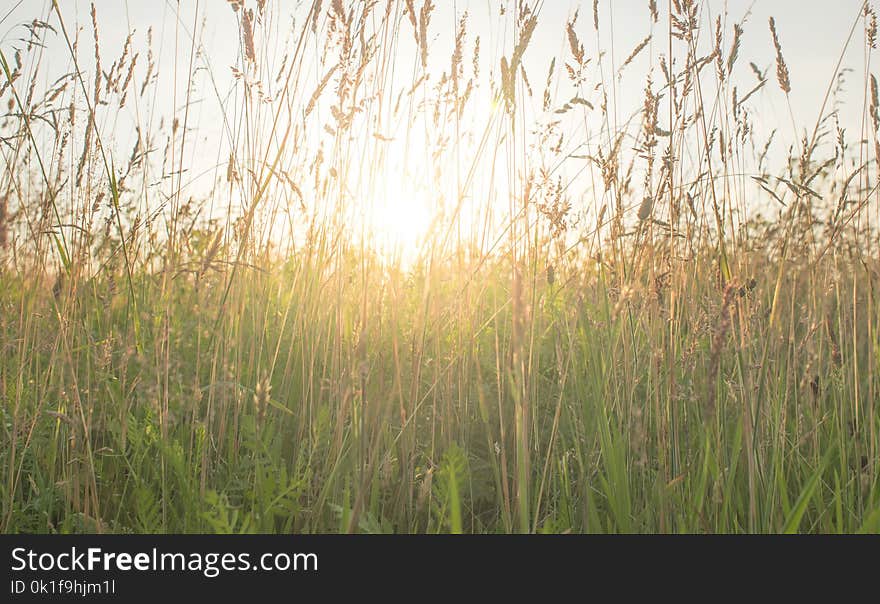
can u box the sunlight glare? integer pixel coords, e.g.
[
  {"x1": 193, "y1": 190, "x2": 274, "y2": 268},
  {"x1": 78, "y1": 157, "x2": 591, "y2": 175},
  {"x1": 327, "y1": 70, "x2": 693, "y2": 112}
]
[{"x1": 365, "y1": 188, "x2": 435, "y2": 266}]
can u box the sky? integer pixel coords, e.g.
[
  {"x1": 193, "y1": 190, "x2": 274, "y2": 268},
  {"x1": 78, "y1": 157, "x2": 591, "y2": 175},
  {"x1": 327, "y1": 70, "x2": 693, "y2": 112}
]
[
  {"x1": 3, "y1": 0, "x2": 864, "y2": 131},
  {"x1": 0, "y1": 0, "x2": 874, "y2": 254}
]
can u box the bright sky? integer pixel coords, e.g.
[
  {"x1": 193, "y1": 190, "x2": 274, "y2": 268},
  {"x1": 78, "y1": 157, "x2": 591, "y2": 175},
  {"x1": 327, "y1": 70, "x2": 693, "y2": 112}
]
[
  {"x1": 0, "y1": 0, "x2": 873, "y2": 257},
  {"x1": 4, "y1": 1, "x2": 864, "y2": 129}
]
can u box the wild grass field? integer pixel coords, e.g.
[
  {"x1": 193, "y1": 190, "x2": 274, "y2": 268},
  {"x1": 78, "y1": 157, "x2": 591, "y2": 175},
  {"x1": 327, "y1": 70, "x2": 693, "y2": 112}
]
[{"x1": 0, "y1": 0, "x2": 878, "y2": 534}]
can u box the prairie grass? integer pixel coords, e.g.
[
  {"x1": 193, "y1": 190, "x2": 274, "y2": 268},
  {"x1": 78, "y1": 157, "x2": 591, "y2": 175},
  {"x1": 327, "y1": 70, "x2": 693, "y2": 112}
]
[{"x1": 0, "y1": 0, "x2": 878, "y2": 533}]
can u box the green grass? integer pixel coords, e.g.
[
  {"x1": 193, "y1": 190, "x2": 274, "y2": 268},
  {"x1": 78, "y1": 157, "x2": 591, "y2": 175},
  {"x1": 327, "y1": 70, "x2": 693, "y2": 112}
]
[
  {"x1": 0, "y1": 0, "x2": 878, "y2": 533},
  {"x1": 2, "y1": 238, "x2": 876, "y2": 533}
]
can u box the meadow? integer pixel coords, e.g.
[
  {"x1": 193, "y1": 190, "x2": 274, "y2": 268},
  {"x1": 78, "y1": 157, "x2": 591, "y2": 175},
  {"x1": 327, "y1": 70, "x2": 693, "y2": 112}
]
[{"x1": 0, "y1": 0, "x2": 878, "y2": 533}]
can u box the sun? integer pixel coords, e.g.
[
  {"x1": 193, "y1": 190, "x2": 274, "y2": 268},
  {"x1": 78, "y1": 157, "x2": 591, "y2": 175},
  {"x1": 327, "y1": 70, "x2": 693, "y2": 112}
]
[
  {"x1": 351, "y1": 132, "x2": 443, "y2": 266},
  {"x1": 364, "y1": 187, "x2": 436, "y2": 266}
]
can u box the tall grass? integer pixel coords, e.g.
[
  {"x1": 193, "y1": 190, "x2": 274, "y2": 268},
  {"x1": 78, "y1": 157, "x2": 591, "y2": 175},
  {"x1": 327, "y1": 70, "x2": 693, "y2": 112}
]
[{"x1": 0, "y1": 0, "x2": 878, "y2": 533}]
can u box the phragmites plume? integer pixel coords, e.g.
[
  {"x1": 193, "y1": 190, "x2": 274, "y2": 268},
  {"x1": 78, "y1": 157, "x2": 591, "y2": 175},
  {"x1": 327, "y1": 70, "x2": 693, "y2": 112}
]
[
  {"x1": 727, "y1": 23, "x2": 744, "y2": 76},
  {"x1": 119, "y1": 51, "x2": 138, "y2": 108},
  {"x1": 90, "y1": 3, "x2": 100, "y2": 103},
  {"x1": 242, "y1": 8, "x2": 257, "y2": 66},
  {"x1": 106, "y1": 33, "x2": 133, "y2": 96},
  {"x1": 419, "y1": 0, "x2": 435, "y2": 69},
  {"x1": 769, "y1": 17, "x2": 791, "y2": 94},
  {"x1": 648, "y1": 0, "x2": 659, "y2": 23},
  {"x1": 620, "y1": 35, "x2": 651, "y2": 73},
  {"x1": 75, "y1": 3, "x2": 101, "y2": 186},
  {"x1": 305, "y1": 62, "x2": 339, "y2": 117},
  {"x1": 592, "y1": 0, "x2": 599, "y2": 31},
  {"x1": 451, "y1": 12, "x2": 467, "y2": 94},
  {"x1": 543, "y1": 57, "x2": 555, "y2": 111},
  {"x1": 566, "y1": 10, "x2": 584, "y2": 65},
  {"x1": 670, "y1": 0, "x2": 698, "y2": 41},
  {"x1": 564, "y1": 10, "x2": 588, "y2": 85},
  {"x1": 473, "y1": 35, "x2": 481, "y2": 79},
  {"x1": 871, "y1": 74, "x2": 879, "y2": 132},
  {"x1": 404, "y1": 0, "x2": 418, "y2": 45},
  {"x1": 331, "y1": 0, "x2": 345, "y2": 23},
  {"x1": 312, "y1": 0, "x2": 322, "y2": 33},
  {"x1": 867, "y1": 5, "x2": 878, "y2": 49},
  {"x1": 511, "y1": 12, "x2": 538, "y2": 75},
  {"x1": 500, "y1": 9, "x2": 538, "y2": 111},
  {"x1": 403, "y1": 0, "x2": 434, "y2": 70},
  {"x1": 637, "y1": 75, "x2": 659, "y2": 222},
  {"x1": 140, "y1": 26, "x2": 154, "y2": 96}
]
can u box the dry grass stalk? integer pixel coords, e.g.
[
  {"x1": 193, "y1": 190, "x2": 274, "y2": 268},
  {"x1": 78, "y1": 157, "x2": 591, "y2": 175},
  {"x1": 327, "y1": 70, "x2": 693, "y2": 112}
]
[{"x1": 769, "y1": 17, "x2": 791, "y2": 94}]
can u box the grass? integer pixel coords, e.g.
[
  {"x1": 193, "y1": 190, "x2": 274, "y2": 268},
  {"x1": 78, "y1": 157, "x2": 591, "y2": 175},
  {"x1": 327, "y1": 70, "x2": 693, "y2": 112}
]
[{"x1": 0, "y1": 0, "x2": 878, "y2": 533}]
